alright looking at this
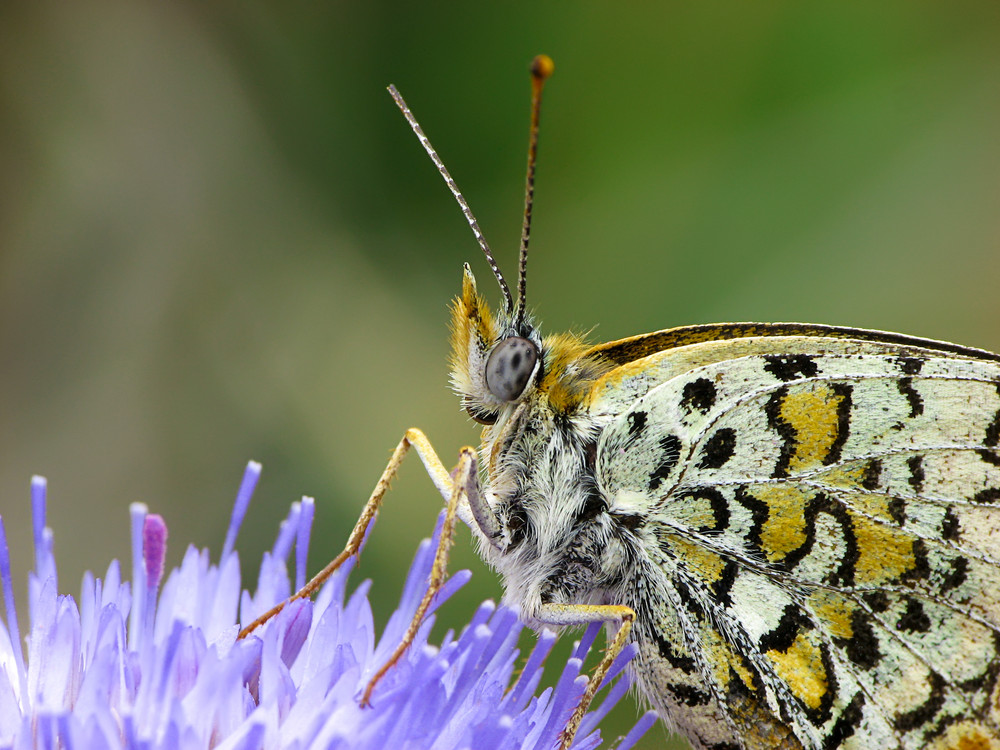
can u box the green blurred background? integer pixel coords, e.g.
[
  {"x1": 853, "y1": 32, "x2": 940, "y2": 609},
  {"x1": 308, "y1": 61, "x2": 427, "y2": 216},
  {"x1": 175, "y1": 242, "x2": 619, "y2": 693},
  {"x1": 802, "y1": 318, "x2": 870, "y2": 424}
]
[{"x1": 2, "y1": 2, "x2": 999, "y2": 748}]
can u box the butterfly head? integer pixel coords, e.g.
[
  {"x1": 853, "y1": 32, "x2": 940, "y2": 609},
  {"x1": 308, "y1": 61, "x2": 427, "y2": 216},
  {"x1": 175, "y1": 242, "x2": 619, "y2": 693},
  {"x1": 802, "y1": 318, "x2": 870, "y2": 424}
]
[
  {"x1": 450, "y1": 264, "x2": 543, "y2": 425},
  {"x1": 437, "y1": 55, "x2": 554, "y2": 425},
  {"x1": 391, "y1": 56, "x2": 588, "y2": 423}
]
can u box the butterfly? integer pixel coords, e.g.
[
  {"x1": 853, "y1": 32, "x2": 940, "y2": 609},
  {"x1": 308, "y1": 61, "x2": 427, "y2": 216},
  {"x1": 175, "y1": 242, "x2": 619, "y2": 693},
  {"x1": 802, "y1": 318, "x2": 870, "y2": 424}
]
[{"x1": 243, "y1": 56, "x2": 1000, "y2": 750}]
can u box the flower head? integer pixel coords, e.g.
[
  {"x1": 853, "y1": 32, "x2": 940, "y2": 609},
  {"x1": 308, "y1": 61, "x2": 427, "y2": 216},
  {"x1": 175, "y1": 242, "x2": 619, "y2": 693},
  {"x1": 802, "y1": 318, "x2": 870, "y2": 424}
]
[{"x1": 0, "y1": 462, "x2": 656, "y2": 748}]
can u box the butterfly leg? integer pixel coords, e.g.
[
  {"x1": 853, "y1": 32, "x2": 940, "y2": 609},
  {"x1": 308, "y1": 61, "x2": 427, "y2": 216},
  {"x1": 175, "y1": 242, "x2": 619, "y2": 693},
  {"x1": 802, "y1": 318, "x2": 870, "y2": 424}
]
[
  {"x1": 238, "y1": 428, "x2": 461, "y2": 641},
  {"x1": 237, "y1": 430, "x2": 485, "y2": 708},
  {"x1": 359, "y1": 437, "x2": 479, "y2": 705},
  {"x1": 535, "y1": 602, "x2": 636, "y2": 750}
]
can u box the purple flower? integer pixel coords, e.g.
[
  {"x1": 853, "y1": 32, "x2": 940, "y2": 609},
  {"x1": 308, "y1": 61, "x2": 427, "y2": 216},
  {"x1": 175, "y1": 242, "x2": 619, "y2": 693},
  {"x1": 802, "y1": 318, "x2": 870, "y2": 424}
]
[{"x1": 0, "y1": 462, "x2": 656, "y2": 749}]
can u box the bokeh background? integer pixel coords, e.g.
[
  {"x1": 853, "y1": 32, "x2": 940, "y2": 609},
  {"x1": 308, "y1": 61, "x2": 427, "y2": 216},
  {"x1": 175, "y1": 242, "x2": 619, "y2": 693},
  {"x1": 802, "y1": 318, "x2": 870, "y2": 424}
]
[{"x1": 2, "y1": 3, "x2": 999, "y2": 748}]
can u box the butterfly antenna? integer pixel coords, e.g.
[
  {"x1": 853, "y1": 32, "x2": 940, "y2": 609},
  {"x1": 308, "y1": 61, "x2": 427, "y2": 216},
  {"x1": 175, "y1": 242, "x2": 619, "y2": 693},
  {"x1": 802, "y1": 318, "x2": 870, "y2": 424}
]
[
  {"x1": 388, "y1": 84, "x2": 514, "y2": 314},
  {"x1": 514, "y1": 54, "x2": 554, "y2": 331}
]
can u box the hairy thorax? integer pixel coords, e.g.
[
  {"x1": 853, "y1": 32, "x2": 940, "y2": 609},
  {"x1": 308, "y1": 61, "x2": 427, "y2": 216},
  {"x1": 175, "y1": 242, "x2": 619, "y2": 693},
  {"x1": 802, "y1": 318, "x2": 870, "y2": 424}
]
[{"x1": 475, "y1": 397, "x2": 638, "y2": 628}]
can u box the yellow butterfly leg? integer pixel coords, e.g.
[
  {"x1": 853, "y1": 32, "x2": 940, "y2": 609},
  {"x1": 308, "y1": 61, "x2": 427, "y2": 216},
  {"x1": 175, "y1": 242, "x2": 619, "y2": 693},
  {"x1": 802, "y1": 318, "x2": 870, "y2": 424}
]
[
  {"x1": 237, "y1": 428, "x2": 471, "y2": 707},
  {"x1": 537, "y1": 602, "x2": 636, "y2": 750},
  {"x1": 361, "y1": 437, "x2": 476, "y2": 705}
]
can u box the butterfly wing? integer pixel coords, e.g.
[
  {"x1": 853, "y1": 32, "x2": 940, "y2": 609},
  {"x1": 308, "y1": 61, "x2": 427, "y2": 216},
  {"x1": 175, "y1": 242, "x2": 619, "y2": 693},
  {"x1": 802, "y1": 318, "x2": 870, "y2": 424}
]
[{"x1": 591, "y1": 330, "x2": 1000, "y2": 750}]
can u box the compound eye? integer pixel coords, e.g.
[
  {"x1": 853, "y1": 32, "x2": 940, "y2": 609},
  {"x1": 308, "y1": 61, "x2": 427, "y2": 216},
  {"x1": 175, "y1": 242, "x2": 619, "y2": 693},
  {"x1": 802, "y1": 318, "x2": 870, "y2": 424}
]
[{"x1": 485, "y1": 337, "x2": 539, "y2": 402}]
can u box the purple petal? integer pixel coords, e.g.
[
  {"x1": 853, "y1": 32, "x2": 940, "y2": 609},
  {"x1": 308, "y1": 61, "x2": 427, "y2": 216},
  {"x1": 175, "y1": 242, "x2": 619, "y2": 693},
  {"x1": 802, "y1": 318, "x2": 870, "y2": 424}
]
[
  {"x1": 295, "y1": 496, "x2": 315, "y2": 592},
  {"x1": 0, "y1": 517, "x2": 27, "y2": 707},
  {"x1": 615, "y1": 710, "x2": 659, "y2": 750},
  {"x1": 128, "y1": 503, "x2": 148, "y2": 650},
  {"x1": 221, "y1": 461, "x2": 262, "y2": 561},
  {"x1": 31, "y1": 476, "x2": 56, "y2": 589}
]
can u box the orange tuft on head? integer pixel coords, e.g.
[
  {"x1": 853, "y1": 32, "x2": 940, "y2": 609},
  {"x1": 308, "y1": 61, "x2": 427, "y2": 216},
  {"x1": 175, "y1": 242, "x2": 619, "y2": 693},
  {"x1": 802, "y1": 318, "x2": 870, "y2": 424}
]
[
  {"x1": 540, "y1": 332, "x2": 614, "y2": 413},
  {"x1": 449, "y1": 266, "x2": 498, "y2": 393}
]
